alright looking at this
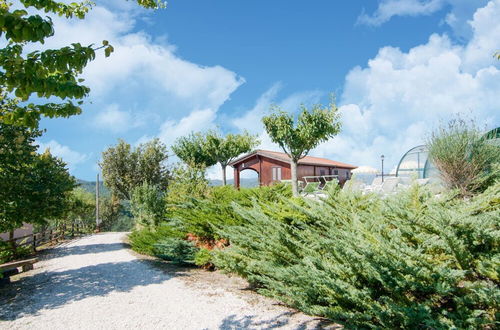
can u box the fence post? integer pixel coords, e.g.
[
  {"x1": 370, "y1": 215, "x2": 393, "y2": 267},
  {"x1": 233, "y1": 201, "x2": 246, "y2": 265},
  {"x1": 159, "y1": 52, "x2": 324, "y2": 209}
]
[
  {"x1": 9, "y1": 230, "x2": 17, "y2": 259},
  {"x1": 32, "y1": 233, "x2": 37, "y2": 252}
]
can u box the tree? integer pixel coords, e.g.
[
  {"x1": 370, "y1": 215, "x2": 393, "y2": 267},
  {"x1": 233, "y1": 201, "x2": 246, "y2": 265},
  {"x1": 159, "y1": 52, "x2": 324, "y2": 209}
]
[
  {"x1": 100, "y1": 139, "x2": 169, "y2": 200},
  {"x1": 171, "y1": 132, "x2": 217, "y2": 169},
  {"x1": 99, "y1": 194, "x2": 123, "y2": 231},
  {"x1": 0, "y1": 0, "x2": 162, "y2": 128},
  {"x1": 262, "y1": 101, "x2": 342, "y2": 196},
  {"x1": 56, "y1": 187, "x2": 96, "y2": 230},
  {"x1": 0, "y1": 123, "x2": 76, "y2": 232},
  {"x1": 165, "y1": 164, "x2": 210, "y2": 206},
  {"x1": 131, "y1": 182, "x2": 165, "y2": 229},
  {"x1": 205, "y1": 130, "x2": 259, "y2": 185}
]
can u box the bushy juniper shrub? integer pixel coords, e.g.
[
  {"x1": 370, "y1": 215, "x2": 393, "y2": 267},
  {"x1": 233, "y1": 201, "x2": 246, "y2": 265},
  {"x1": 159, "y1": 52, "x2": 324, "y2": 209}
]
[
  {"x1": 154, "y1": 237, "x2": 198, "y2": 264},
  {"x1": 194, "y1": 248, "x2": 213, "y2": 268},
  {"x1": 167, "y1": 183, "x2": 292, "y2": 242},
  {"x1": 213, "y1": 183, "x2": 500, "y2": 328},
  {"x1": 128, "y1": 224, "x2": 182, "y2": 256}
]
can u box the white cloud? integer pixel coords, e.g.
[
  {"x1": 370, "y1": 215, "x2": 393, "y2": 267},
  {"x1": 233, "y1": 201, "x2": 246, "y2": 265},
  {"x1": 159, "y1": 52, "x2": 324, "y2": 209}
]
[
  {"x1": 232, "y1": 83, "x2": 323, "y2": 134},
  {"x1": 225, "y1": 0, "x2": 500, "y2": 179},
  {"x1": 37, "y1": 140, "x2": 89, "y2": 172},
  {"x1": 358, "y1": 0, "x2": 445, "y2": 26},
  {"x1": 157, "y1": 108, "x2": 217, "y2": 147},
  {"x1": 319, "y1": 0, "x2": 500, "y2": 171},
  {"x1": 358, "y1": 0, "x2": 489, "y2": 38},
  {"x1": 93, "y1": 104, "x2": 142, "y2": 133},
  {"x1": 38, "y1": 4, "x2": 243, "y2": 128},
  {"x1": 232, "y1": 83, "x2": 282, "y2": 133}
]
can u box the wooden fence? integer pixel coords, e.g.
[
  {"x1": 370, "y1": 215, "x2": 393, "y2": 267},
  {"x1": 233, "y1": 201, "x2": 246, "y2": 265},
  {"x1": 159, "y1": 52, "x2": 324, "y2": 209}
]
[{"x1": 0, "y1": 222, "x2": 92, "y2": 257}]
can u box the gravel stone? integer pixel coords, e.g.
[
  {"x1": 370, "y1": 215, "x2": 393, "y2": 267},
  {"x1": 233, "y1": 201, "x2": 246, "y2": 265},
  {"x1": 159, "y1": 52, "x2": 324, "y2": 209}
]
[{"x1": 0, "y1": 232, "x2": 334, "y2": 329}]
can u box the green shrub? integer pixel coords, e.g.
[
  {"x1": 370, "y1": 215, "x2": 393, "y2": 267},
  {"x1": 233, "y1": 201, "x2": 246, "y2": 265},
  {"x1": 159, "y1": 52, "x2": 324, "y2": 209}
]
[
  {"x1": 128, "y1": 224, "x2": 182, "y2": 256},
  {"x1": 213, "y1": 183, "x2": 500, "y2": 328},
  {"x1": 166, "y1": 164, "x2": 210, "y2": 205},
  {"x1": 131, "y1": 182, "x2": 166, "y2": 229},
  {"x1": 194, "y1": 248, "x2": 213, "y2": 267},
  {"x1": 427, "y1": 118, "x2": 500, "y2": 195},
  {"x1": 153, "y1": 237, "x2": 198, "y2": 264},
  {"x1": 167, "y1": 183, "x2": 291, "y2": 242},
  {"x1": 0, "y1": 240, "x2": 32, "y2": 264}
]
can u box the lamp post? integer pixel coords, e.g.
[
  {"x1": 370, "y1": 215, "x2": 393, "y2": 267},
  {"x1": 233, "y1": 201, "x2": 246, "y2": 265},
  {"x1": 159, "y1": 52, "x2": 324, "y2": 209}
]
[
  {"x1": 381, "y1": 155, "x2": 385, "y2": 182},
  {"x1": 96, "y1": 173, "x2": 100, "y2": 232}
]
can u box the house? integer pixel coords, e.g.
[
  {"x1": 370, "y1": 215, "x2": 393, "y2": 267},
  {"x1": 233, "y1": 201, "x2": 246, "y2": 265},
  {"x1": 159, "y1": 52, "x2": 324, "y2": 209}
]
[{"x1": 229, "y1": 149, "x2": 357, "y2": 188}]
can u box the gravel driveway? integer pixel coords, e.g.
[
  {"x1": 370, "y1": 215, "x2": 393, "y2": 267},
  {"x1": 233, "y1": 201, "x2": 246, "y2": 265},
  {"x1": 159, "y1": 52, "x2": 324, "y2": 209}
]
[{"x1": 0, "y1": 233, "x2": 331, "y2": 330}]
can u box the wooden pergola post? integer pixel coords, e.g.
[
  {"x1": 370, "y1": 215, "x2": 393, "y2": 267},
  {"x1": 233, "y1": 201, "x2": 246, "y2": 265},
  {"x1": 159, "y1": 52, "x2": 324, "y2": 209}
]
[{"x1": 234, "y1": 167, "x2": 240, "y2": 189}]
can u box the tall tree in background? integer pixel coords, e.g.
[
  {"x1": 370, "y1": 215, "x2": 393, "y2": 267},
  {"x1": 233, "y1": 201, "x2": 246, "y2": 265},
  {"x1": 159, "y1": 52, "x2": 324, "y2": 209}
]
[
  {"x1": 262, "y1": 101, "x2": 341, "y2": 196},
  {"x1": 206, "y1": 130, "x2": 259, "y2": 185},
  {"x1": 0, "y1": 0, "x2": 162, "y2": 127},
  {"x1": 172, "y1": 132, "x2": 217, "y2": 168},
  {"x1": 130, "y1": 182, "x2": 166, "y2": 229},
  {"x1": 100, "y1": 139, "x2": 169, "y2": 200},
  {"x1": 0, "y1": 123, "x2": 76, "y2": 232}
]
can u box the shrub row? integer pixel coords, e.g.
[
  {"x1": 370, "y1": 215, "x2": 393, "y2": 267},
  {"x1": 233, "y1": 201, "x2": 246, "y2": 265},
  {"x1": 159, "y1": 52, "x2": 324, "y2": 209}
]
[
  {"x1": 213, "y1": 184, "x2": 499, "y2": 328},
  {"x1": 129, "y1": 181, "x2": 499, "y2": 328}
]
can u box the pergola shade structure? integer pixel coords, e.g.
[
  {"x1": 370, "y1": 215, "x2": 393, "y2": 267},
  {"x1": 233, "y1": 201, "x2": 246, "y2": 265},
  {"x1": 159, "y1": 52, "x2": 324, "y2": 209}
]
[
  {"x1": 395, "y1": 145, "x2": 430, "y2": 179},
  {"x1": 229, "y1": 149, "x2": 357, "y2": 189},
  {"x1": 484, "y1": 127, "x2": 500, "y2": 146},
  {"x1": 396, "y1": 128, "x2": 500, "y2": 180}
]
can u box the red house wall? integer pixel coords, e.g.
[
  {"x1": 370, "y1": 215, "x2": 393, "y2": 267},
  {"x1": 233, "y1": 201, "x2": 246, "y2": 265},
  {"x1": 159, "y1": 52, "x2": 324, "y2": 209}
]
[{"x1": 233, "y1": 154, "x2": 353, "y2": 187}]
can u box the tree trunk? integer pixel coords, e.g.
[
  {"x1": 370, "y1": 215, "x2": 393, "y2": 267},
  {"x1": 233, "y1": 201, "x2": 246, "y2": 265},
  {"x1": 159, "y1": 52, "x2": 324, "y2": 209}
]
[
  {"x1": 9, "y1": 230, "x2": 17, "y2": 259},
  {"x1": 221, "y1": 164, "x2": 227, "y2": 186},
  {"x1": 291, "y1": 160, "x2": 299, "y2": 197}
]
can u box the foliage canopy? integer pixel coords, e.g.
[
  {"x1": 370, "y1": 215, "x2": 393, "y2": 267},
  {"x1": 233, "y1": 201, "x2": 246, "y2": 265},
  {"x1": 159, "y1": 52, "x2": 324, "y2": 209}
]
[
  {"x1": 262, "y1": 101, "x2": 341, "y2": 195},
  {"x1": 0, "y1": 123, "x2": 76, "y2": 232},
  {"x1": 205, "y1": 130, "x2": 258, "y2": 185},
  {"x1": 171, "y1": 132, "x2": 217, "y2": 169},
  {"x1": 0, "y1": 0, "x2": 162, "y2": 127},
  {"x1": 100, "y1": 139, "x2": 169, "y2": 200}
]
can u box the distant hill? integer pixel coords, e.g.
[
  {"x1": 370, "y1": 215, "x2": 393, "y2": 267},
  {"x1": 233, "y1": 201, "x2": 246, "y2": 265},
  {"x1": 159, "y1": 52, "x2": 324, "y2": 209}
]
[
  {"x1": 77, "y1": 180, "x2": 110, "y2": 196},
  {"x1": 209, "y1": 178, "x2": 259, "y2": 188},
  {"x1": 76, "y1": 177, "x2": 259, "y2": 196}
]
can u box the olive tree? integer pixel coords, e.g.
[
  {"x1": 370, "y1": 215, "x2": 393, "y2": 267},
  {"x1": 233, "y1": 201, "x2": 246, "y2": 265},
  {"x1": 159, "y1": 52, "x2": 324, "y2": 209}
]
[
  {"x1": 171, "y1": 132, "x2": 217, "y2": 169},
  {"x1": 100, "y1": 139, "x2": 169, "y2": 200},
  {"x1": 262, "y1": 102, "x2": 341, "y2": 196},
  {"x1": 206, "y1": 130, "x2": 258, "y2": 185}
]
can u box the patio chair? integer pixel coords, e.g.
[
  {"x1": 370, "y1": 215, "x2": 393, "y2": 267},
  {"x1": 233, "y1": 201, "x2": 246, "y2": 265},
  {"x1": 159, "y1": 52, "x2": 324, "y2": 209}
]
[
  {"x1": 343, "y1": 179, "x2": 366, "y2": 192},
  {"x1": 321, "y1": 179, "x2": 339, "y2": 192},
  {"x1": 302, "y1": 181, "x2": 321, "y2": 196},
  {"x1": 380, "y1": 177, "x2": 400, "y2": 195},
  {"x1": 371, "y1": 177, "x2": 383, "y2": 186}
]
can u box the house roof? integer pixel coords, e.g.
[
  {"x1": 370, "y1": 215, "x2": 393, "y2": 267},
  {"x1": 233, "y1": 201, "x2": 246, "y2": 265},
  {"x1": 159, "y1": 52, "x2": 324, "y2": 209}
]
[{"x1": 229, "y1": 149, "x2": 357, "y2": 169}]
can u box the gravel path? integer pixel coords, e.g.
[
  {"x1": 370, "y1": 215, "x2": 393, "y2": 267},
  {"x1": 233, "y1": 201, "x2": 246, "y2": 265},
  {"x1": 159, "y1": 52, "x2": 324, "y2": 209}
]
[{"x1": 0, "y1": 233, "x2": 330, "y2": 330}]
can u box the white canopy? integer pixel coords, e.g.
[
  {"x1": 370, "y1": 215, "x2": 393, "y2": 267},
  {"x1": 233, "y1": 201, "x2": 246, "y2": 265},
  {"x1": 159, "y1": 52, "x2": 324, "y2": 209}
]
[{"x1": 352, "y1": 165, "x2": 379, "y2": 174}]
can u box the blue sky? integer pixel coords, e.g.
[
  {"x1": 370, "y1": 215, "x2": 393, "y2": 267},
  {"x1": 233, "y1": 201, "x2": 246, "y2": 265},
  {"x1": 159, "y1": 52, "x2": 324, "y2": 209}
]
[{"x1": 36, "y1": 0, "x2": 500, "y2": 180}]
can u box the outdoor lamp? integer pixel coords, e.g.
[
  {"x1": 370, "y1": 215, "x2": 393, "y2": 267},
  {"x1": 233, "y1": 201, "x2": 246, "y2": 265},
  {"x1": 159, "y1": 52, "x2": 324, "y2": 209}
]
[{"x1": 381, "y1": 155, "x2": 385, "y2": 182}]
